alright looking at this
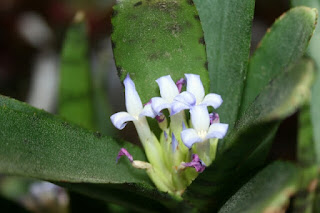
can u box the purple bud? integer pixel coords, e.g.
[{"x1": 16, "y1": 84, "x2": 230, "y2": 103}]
[
  {"x1": 171, "y1": 133, "x2": 178, "y2": 153},
  {"x1": 116, "y1": 148, "x2": 133, "y2": 163},
  {"x1": 176, "y1": 78, "x2": 186, "y2": 93},
  {"x1": 144, "y1": 99, "x2": 152, "y2": 106},
  {"x1": 209, "y1": 112, "x2": 220, "y2": 124},
  {"x1": 164, "y1": 131, "x2": 168, "y2": 141},
  {"x1": 156, "y1": 114, "x2": 165, "y2": 123},
  {"x1": 182, "y1": 154, "x2": 206, "y2": 173},
  {"x1": 182, "y1": 122, "x2": 186, "y2": 130}
]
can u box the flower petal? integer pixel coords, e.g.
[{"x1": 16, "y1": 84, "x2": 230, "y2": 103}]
[
  {"x1": 124, "y1": 74, "x2": 143, "y2": 117},
  {"x1": 202, "y1": 93, "x2": 223, "y2": 109},
  {"x1": 181, "y1": 128, "x2": 202, "y2": 149},
  {"x1": 171, "y1": 101, "x2": 190, "y2": 115},
  {"x1": 116, "y1": 148, "x2": 133, "y2": 163},
  {"x1": 185, "y1": 74, "x2": 205, "y2": 104},
  {"x1": 190, "y1": 105, "x2": 210, "y2": 132},
  {"x1": 110, "y1": 112, "x2": 136, "y2": 130},
  {"x1": 156, "y1": 75, "x2": 179, "y2": 102},
  {"x1": 140, "y1": 103, "x2": 156, "y2": 118},
  {"x1": 151, "y1": 97, "x2": 171, "y2": 114},
  {"x1": 174, "y1": 91, "x2": 196, "y2": 106},
  {"x1": 206, "y1": 123, "x2": 229, "y2": 139},
  {"x1": 171, "y1": 133, "x2": 178, "y2": 153}
]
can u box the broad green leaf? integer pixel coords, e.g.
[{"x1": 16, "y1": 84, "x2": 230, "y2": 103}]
[
  {"x1": 184, "y1": 59, "x2": 315, "y2": 211},
  {"x1": 218, "y1": 162, "x2": 299, "y2": 213},
  {"x1": 111, "y1": 0, "x2": 209, "y2": 103},
  {"x1": 0, "y1": 95, "x2": 184, "y2": 211},
  {"x1": 240, "y1": 6, "x2": 317, "y2": 115},
  {"x1": 292, "y1": 0, "x2": 320, "y2": 167},
  {"x1": 59, "y1": 15, "x2": 94, "y2": 130},
  {"x1": 0, "y1": 95, "x2": 149, "y2": 184},
  {"x1": 193, "y1": 0, "x2": 255, "y2": 129}
]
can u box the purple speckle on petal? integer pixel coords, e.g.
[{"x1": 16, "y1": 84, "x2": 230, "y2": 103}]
[
  {"x1": 209, "y1": 112, "x2": 220, "y2": 124},
  {"x1": 116, "y1": 148, "x2": 133, "y2": 163},
  {"x1": 176, "y1": 78, "x2": 186, "y2": 93},
  {"x1": 183, "y1": 154, "x2": 206, "y2": 173},
  {"x1": 156, "y1": 114, "x2": 165, "y2": 123}
]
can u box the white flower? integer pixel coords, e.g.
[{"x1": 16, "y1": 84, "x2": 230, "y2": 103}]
[
  {"x1": 151, "y1": 75, "x2": 180, "y2": 114},
  {"x1": 181, "y1": 105, "x2": 228, "y2": 149},
  {"x1": 171, "y1": 74, "x2": 223, "y2": 115},
  {"x1": 110, "y1": 74, "x2": 156, "y2": 130}
]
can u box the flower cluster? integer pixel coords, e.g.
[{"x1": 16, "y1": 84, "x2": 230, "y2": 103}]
[{"x1": 110, "y1": 74, "x2": 228, "y2": 196}]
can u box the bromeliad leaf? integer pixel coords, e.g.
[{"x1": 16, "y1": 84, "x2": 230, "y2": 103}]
[
  {"x1": 240, "y1": 6, "x2": 317, "y2": 115},
  {"x1": 111, "y1": 0, "x2": 209, "y2": 103},
  {"x1": 219, "y1": 162, "x2": 299, "y2": 213},
  {"x1": 0, "y1": 95, "x2": 149, "y2": 184},
  {"x1": 0, "y1": 95, "x2": 185, "y2": 211},
  {"x1": 292, "y1": 0, "x2": 320, "y2": 167},
  {"x1": 193, "y1": 0, "x2": 255, "y2": 129},
  {"x1": 59, "y1": 12, "x2": 94, "y2": 130},
  {"x1": 183, "y1": 59, "x2": 315, "y2": 211}
]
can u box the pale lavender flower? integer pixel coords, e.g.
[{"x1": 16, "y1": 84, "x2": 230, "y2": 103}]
[
  {"x1": 171, "y1": 74, "x2": 222, "y2": 115},
  {"x1": 110, "y1": 74, "x2": 156, "y2": 130},
  {"x1": 151, "y1": 75, "x2": 180, "y2": 114},
  {"x1": 181, "y1": 105, "x2": 228, "y2": 149}
]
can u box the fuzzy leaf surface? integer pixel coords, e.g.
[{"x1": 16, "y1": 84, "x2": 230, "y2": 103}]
[{"x1": 111, "y1": 0, "x2": 209, "y2": 103}]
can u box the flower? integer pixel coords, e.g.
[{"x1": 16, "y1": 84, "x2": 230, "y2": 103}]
[
  {"x1": 151, "y1": 75, "x2": 180, "y2": 114},
  {"x1": 110, "y1": 73, "x2": 228, "y2": 196},
  {"x1": 171, "y1": 74, "x2": 223, "y2": 115},
  {"x1": 110, "y1": 74, "x2": 156, "y2": 130},
  {"x1": 181, "y1": 105, "x2": 228, "y2": 149}
]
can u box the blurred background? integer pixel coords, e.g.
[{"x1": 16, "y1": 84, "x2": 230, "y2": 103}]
[{"x1": 0, "y1": 0, "x2": 295, "y2": 212}]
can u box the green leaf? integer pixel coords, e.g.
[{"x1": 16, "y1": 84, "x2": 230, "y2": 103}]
[
  {"x1": 291, "y1": 0, "x2": 320, "y2": 168},
  {"x1": 183, "y1": 59, "x2": 315, "y2": 211},
  {"x1": 0, "y1": 95, "x2": 184, "y2": 211},
  {"x1": 111, "y1": 0, "x2": 209, "y2": 103},
  {"x1": 193, "y1": 0, "x2": 255, "y2": 129},
  {"x1": 0, "y1": 95, "x2": 149, "y2": 184},
  {"x1": 218, "y1": 162, "x2": 299, "y2": 213},
  {"x1": 292, "y1": 166, "x2": 318, "y2": 213},
  {"x1": 240, "y1": 6, "x2": 318, "y2": 115},
  {"x1": 91, "y1": 44, "x2": 114, "y2": 136},
  {"x1": 59, "y1": 17, "x2": 94, "y2": 130},
  {"x1": 297, "y1": 104, "x2": 316, "y2": 167}
]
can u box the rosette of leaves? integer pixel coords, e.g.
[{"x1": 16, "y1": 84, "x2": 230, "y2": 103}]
[{"x1": 0, "y1": 0, "x2": 318, "y2": 212}]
